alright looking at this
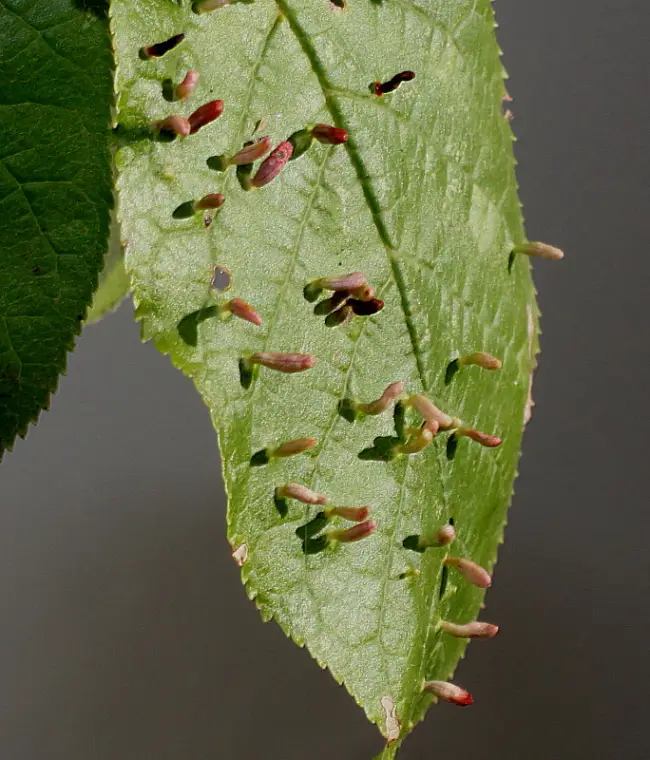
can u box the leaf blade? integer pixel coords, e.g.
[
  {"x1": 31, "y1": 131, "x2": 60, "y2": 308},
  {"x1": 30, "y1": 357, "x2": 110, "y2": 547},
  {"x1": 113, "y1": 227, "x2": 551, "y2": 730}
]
[
  {"x1": 86, "y1": 217, "x2": 130, "y2": 325},
  {"x1": 113, "y1": 0, "x2": 538, "y2": 744},
  {"x1": 0, "y1": 0, "x2": 113, "y2": 453}
]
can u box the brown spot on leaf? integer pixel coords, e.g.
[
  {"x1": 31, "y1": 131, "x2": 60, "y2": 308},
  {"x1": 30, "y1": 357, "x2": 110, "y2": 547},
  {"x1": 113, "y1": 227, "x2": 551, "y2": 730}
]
[
  {"x1": 232, "y1": 544, "x2": 248, "y2": 566},
  {"x1": 381, "y1": 696, "x2": 400, "y2": 743}
]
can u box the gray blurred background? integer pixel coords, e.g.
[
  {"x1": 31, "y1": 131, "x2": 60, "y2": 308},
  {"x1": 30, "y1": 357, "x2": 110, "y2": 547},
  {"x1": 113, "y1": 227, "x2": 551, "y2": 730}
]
[{"x1": 1, "y1": 1, "x2": 648, "y2": 758}]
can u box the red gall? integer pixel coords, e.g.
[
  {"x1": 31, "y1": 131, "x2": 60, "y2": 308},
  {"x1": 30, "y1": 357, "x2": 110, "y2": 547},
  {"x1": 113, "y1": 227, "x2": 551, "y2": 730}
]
[
  {"x1": 358, "y1": 381, "x2": 405, "y2": 416},
  {"x1": 423, "y1": 680, "x2": 473, "y2": 706},
  {"x1": 440, "y1": 620, "x2": 499, "y2": 639},
  {"x1": 188, "y1": 100, "x2": 224, "y2": 134},
  {"x1": 223, "y1": 298, "x2": 262, "y2": 327},
  {"x1": 513, "y1": 241, "x2": 564, "y2": 261},
  {"x1": 249, "y1": 352, "x2": 317, "y2": 373},
  {"x1": 251, "y1": 141, "x2": 294, "y2": 187},
  {"x1": 444, "y1": 556, "x2": 492, "y2": 588},
  {"x1": 175, "y1": 70, "x2": 199, "y2": 101},
  {"x1": 311, "y1": 123, "x2": 349, "y2": 145},
  {"x1": 153, "y1": 115, "x2": 191, "y2": 137},
  {"x1": 329, "y1": 520, "x2": 377, "y2": 543},
  {"x1": 325, "y1": 506, "x2": 371, "y2": 522}
]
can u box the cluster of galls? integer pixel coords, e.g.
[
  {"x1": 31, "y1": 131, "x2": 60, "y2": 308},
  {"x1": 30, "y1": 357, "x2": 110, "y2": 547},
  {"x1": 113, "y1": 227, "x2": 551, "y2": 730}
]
[
  {"x1": 337, "y1": 379, "x2": 502, "y2": 462},
  {"x1": 142, "y1": 35, "x2": 349, "y2": 211},
  {"x1": 304, "y1": 272, "x2": 384, "y2": 328},
  {"x1": 207, "y1": 123, "x2": 348, "y2": 192},
  {"x1": 140, "y1": 24, "x2": 565, "y2": 720},
  {"x1": 271, "y1": 486, "x2": 376, "y2": 555},
  {"x1": 400, "y1": 521, "x2": 499, "y2": 709}
]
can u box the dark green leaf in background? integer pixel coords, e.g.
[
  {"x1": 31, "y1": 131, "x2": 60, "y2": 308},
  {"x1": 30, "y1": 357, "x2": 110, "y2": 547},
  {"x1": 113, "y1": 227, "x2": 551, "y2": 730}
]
[
  {"x1": 86, "y1": 215, "x2": 130, "y2": 324},
  {"x1": 0, "y1": 0, "x2": 113, "y2": 453}
]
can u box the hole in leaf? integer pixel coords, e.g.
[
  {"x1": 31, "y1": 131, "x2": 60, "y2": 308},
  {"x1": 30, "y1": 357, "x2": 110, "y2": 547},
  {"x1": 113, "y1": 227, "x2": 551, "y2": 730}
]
[
  {"x1": 508, "y1": 251, "x2": 516, "y2": 273},
  {"x1": 210, "y1": 266, "x2": 231, "y2": 291}
]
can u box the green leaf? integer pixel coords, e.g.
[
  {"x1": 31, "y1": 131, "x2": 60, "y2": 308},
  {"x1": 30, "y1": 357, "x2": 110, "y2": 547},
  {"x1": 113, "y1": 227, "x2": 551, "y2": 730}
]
[
  {"x1": 86, "y1": 217, "x2": 130, "y2": 324},
  {"x1": 112, "y1": 0, "x2": 539, "y2": 749},
  {"x1": 0, "y1": 0, "x2": 114, "y2": 454}
]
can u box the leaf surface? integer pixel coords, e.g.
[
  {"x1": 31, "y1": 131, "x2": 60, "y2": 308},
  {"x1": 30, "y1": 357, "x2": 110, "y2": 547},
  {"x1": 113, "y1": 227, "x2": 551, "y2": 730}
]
[
  {"x1": 86, "y1": 217, "x2": 130, "y2": 324},
  {"x1": 0, "y1": 0, "x2": 113, "y2": 452},
  {"x1": 112, "y1": 0, "x2": 538, "y2": 747}
]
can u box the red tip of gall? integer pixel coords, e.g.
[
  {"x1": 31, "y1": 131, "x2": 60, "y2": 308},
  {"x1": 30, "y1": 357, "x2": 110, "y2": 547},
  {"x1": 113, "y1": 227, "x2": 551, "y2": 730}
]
[{"x1": 423, "y1": 680, "x2": 474, "y2": 707}]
